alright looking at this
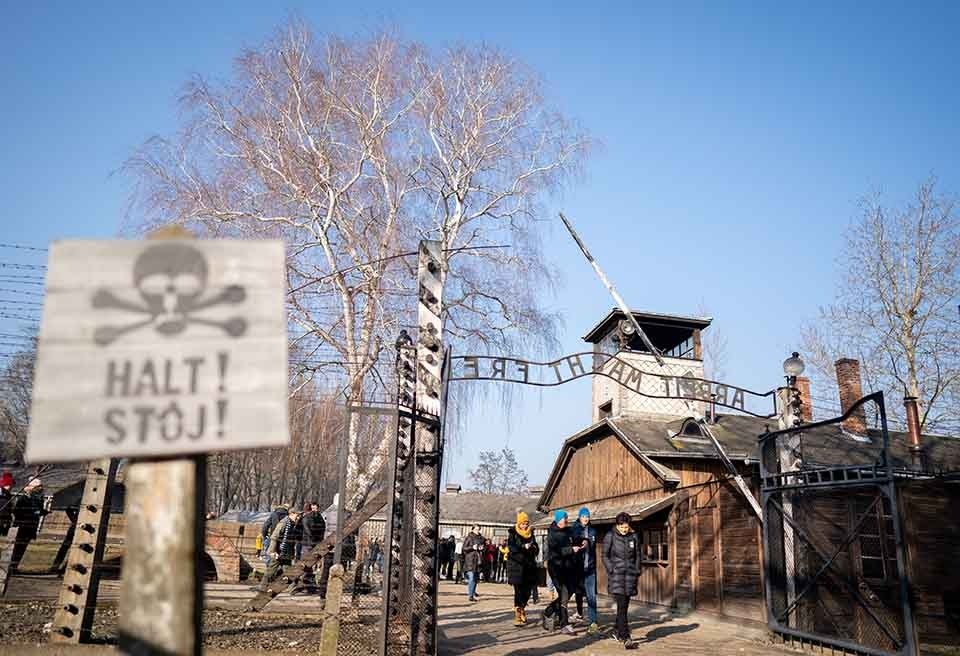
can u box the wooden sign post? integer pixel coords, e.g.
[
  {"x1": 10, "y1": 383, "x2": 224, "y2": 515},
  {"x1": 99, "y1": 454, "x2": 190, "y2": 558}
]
[{"x1": 27, "y1": 231, "x2": 289, "y2": 655}]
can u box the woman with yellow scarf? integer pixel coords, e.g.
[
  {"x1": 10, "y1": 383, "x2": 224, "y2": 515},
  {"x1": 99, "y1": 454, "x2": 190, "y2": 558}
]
[{"x1": 506, "y1": 510, "x2": 539, "y2": 626}]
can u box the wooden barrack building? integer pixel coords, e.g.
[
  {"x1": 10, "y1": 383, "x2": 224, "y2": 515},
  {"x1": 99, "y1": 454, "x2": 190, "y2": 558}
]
[{"x1": 536, "y1": 309, "x2": 960, "y2": 653}]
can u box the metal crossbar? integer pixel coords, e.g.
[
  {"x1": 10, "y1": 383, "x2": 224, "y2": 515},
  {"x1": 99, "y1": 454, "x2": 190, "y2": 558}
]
[
  {"x1": 769, "y1": 497, "x2": 904, "y2": 650},
  {"x1": 774, "y1": 495, "x2": 881, "y2": 624},
  {"x1": 759, "y1": 392, "x2": 918, "y2": 656}
]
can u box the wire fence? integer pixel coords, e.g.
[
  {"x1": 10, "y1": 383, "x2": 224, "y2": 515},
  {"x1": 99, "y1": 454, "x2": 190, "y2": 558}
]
[{"x1": 0, "y1": 408, "x2": 395, "y2": 654}]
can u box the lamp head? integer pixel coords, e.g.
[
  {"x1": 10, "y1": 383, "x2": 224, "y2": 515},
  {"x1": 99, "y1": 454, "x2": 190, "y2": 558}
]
[{"x1": 783, "y1": 352, "x2": 805, "y2": 377}]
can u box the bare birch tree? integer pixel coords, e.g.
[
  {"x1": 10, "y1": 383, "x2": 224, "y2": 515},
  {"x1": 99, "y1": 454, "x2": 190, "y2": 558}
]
[
  {"x1": 802, "y1": 179, "x2": 960, "y2": 431},
  {"x1": 126, "y1": 23, "x2": 589, "y2": 507},
  {"x1": 0, "y1": 338, "x2": 37, "y2": 462},
  {"x1": 697, "y1": 305, "x2": 728, "y2": 381}
]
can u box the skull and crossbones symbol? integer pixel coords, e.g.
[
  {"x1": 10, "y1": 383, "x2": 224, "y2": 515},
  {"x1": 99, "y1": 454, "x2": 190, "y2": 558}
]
[{"x1": 92, "y1": 243, "x2": 248, "y2": 346}]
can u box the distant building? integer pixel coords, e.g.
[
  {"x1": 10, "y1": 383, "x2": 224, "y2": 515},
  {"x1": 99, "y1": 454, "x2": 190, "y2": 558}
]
[{"x1": 361, "y1": 483, "x2": 545, "y2": 543}]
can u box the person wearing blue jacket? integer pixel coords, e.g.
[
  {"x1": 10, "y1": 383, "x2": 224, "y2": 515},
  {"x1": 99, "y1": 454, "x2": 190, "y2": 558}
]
[
  {"x1": 573, "y1": 506, "x2": 599, "y2": 633},
  {"x1": 540, "y1": 509, "x2": 583, "y2": 635}
]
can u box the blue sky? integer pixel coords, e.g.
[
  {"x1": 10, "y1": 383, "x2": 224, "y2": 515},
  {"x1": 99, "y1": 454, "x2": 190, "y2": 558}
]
[{"x1": 2, "y1": 2, "x2": 959, "y2": 488}]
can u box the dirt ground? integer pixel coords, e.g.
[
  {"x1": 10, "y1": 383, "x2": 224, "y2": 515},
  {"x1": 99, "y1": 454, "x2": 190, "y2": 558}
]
[
  {"x1": 0, "y1": 601, "x2": 339, "y2": 653},
  {"x1": 0, "y1": 580, "x2": 792, "y2": 656}
]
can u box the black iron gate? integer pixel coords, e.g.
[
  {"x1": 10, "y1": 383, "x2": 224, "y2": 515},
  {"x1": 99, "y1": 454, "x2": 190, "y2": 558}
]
[{"x1": 759, "y1": 392, "x2": 918, "y2": 656}]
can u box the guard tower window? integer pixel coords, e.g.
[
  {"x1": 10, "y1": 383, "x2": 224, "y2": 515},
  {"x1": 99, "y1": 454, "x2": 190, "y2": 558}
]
[
  {"x1": 584, "y1": 310, "x2": 709, "y2": 362},
  {"x1": 598, "y1": 400, "x2": 613, "y2": 420}
]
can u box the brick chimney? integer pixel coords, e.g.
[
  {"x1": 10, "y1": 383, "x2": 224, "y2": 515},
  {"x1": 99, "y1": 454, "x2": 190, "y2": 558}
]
[
  {"x1": 835, "y1": 358, "x2": 867, "y2": 434},
  {"x1": 795, "y1": 376, "x2": 813, "y2": 423},
  {"x1": 903, "y1": 396, "x2": 923, "y2": 470}
]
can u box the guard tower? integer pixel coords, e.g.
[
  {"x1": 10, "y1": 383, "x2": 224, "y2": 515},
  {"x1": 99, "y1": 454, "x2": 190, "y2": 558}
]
[{"x1": 582, "y1": 309, "x2": 712, "y2": 422}]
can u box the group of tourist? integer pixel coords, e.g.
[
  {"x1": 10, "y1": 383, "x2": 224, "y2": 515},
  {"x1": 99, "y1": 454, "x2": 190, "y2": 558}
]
[
  {"x1": 254, "y1": 501, "x2": 381, "y2": 595},
  {"x1": 0, "y1": 472, "x2": 49, "y2": 574},
  {"x1": 437, "y1": 532, "x2": 513, "y2": 584},
  {"x1": 480, "y1": 506, "x2": 641, "y2": 649}
]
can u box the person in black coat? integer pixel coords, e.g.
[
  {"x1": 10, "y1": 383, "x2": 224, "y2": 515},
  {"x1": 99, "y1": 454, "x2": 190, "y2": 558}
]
[
  {"x1": 10, "y1": 478, "x2": 48, "y2": 573},
  {"x1": 602, "y1": 512, "x2": 641, "y2": 647},
  {"x1": 506, "y1": 511, "x2": 539, "y2": 626},
  {"x1": 301, "y1": 502, "x2": 327, "y2": 552},
  {"x1": 462, "y1": 526, "x2": 485, "y2": 601},
  {"x1": 541, "y1": 510, "x2": 583, "y2": 635},
  {"x1": 299, "y1": 502, "x2": 326, "y2": 593},
  {"x1": 438, "y1": 535, "x2": 454, "y2": 580}
]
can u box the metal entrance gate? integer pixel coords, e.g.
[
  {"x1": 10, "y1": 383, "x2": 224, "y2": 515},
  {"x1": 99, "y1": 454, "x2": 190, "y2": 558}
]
[{"x1": 759, "y1": 392, "x2": 918, "y2": 656}]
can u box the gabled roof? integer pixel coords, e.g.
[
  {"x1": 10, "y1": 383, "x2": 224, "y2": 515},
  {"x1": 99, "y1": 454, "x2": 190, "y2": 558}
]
[
  {"x1": 539, "y1": 413, "x2": 960, "y2": 510},
  {"x1": 534, "y1": 493, "x2": 677, "y2": 528},
  {"x1": 616, "y1": 413, "x2": 960, "y2": 472},
  {"x1": 369, "y1": 492, "x2": 545, "y2": 526},
  {"x1": 568, "y1": 414, "x2": 960, "y2": 472},
  {"x1": 538, "y1": 419, "x2": 681, "y2": 509},
  {"x1": 582, "y1": 308, "x2": 712, "y2": 343}
]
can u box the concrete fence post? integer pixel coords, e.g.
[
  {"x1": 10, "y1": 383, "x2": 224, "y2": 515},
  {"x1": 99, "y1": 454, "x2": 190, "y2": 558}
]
[
  {"x1": 0, "y1": 527, "x2": 18, "y2": 596},
  {"x1": 319, "y1": 564, "x2": 345, "y2": 656}
]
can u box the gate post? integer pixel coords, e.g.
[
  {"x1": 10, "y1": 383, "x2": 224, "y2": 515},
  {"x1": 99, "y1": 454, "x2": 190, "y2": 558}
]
[
  {"x1": 777, "y1": 384, "x2": 800, "y2": 628},
  {"x1": 380, "y1": 331, "x2": 417, "y2": 655},
  {"x1": 775, "y1": 355, "x2": 804, "y2": 630},
  {"x1": 409, "y1": 241, "x2": 445, "y2": 656},
  {"x1": 380, "y1": 240, "x2": 446, "y2": 656}
]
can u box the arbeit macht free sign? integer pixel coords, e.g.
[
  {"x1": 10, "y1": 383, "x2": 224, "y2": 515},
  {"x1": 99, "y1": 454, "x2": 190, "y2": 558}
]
[{"x1": 26, "y1": 240, "x2": 289, "y2": 462}]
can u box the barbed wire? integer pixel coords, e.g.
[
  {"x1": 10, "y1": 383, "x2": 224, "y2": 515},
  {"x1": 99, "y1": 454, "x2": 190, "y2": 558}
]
[
  {"x1": 0, "y1": 263, "x2": 46, "y2": 270},
  {"x1": 0, "y1": 243, "x2": 47, "y2": 252}
]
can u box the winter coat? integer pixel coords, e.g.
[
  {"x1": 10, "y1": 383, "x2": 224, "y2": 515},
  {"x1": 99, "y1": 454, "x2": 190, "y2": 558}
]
[
  {"x1": 300, "y1": 510, "x2": 326, "y2": 551},
  {"x1": 261, "y1": 507, "x2": 288, "y2": 543},
  {"x1": 438, "y1": 538, "x2": 454, "y2": 563},
  {"x1": 11, "y1": 492, "x2": 46, "y2": 539},
  {"x1": 573, "y1": 523, "x2": 598, "y2": 574},
  {"x1": 506, "y1": 527, "x2": 539, "y2": 586},
  {"x1": 602, "y1": 528, "x2": 641, "y2": 597},
  {"x1": 0, "y1": 489, "x2": 12, "y2": 536},
  {"x1": 462, "y1": 532, "x2": 485, "y2": 572},
  {"x1": 268, "y1": 516, "x2": 300, "y2": 560},
  {"x1": 546, "y1": 522, "x2": 578, "y2": 585}
]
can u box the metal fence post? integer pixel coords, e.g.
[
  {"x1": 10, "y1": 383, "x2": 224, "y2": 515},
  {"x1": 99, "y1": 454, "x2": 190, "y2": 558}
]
[
  {"x1": 380, "y1": 332, "x2": 417, "y2": 655},
  {"x1": 409, "y1": 240, "x2": 445, "y2": 656}
]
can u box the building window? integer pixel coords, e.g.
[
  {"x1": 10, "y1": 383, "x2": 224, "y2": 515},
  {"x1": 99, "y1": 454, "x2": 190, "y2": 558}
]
[
  {"x1": 598, "y1": 400, "x2": 613, "y2": 419},
  {"x1": 641, "y1": 527, "x2": 669, "y2": 563},
  {"x1": 856, "y1": 495, "x2": 897, "y2": 582},
  {"x1": 682, "y1": 421, "x2": 704, "y2": 437},
  {"x1": 663, "y1": 336, "x2": 696, "y2": 360}
]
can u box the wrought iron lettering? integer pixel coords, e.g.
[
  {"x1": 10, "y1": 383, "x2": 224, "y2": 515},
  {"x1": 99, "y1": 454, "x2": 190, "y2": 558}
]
[{"x1": 449, "y1": 351, "x2": 775, "y2": 417}]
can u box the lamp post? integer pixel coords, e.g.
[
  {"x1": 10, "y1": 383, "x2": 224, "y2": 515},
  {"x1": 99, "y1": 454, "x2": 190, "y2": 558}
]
[
  {"x1": 777, "y1": 351, "x2": 805, "y2": 629},
  {"x1": 783, "y1": 351, "x2": 805, "y2": 386},
  {"x1": 782, "y1": 352, "x2": 805, "y2": 427}
]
